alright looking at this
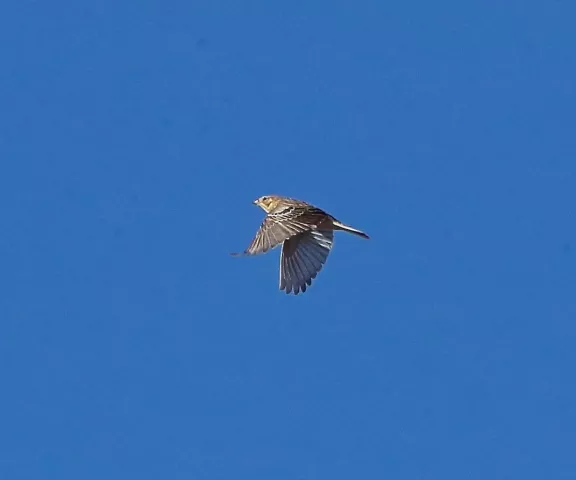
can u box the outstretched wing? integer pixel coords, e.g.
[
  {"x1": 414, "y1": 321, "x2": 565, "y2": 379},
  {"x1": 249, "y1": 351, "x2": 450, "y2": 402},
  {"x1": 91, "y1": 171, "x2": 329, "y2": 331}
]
[
  {"x1": 234, "y1": 204, "x2": 329, "y2": 256},
  {"x1": 279, "y1": 229, "x2": 334, "y2": 295}
]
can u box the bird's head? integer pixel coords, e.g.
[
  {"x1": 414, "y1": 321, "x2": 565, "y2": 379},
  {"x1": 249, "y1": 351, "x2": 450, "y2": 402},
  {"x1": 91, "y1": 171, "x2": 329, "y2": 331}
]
[{"x1": 254, "y1": 195, "x2": 280, "y2": 213}]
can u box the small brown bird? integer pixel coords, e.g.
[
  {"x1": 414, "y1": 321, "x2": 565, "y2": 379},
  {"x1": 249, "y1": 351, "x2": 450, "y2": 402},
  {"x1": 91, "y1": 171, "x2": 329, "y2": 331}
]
[{"x1": 232, "y1": 195, "x2": 369, "y2": 295}]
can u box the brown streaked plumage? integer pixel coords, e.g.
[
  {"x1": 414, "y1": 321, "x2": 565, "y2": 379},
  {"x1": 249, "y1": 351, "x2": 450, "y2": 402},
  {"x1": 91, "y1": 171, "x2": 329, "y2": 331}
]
[{"x1": 232, "y1": 195, "x2": 370, "y2": 295}]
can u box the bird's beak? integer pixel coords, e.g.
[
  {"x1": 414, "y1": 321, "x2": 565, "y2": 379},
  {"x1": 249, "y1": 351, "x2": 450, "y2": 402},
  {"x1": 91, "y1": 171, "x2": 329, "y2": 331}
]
[{"x1": 253, "y1": 199, "x2": 258, "y2": 205}]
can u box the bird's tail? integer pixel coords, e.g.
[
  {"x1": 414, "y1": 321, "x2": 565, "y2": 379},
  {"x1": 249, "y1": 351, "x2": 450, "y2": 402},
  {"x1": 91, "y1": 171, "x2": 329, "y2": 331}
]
[{"x1": 332, "y1": 220, "x2": 370, "y2": 239}]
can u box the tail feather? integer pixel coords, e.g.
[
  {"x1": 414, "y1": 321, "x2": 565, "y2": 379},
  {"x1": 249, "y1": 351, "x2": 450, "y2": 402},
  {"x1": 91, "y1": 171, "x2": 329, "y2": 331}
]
[{"x1": 332, "y1": 220, "x2": 370, "y2": 239}]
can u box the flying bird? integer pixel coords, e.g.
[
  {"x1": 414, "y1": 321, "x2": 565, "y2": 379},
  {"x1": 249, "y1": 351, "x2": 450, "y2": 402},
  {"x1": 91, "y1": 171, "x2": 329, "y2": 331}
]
[{"x1": 232, "y1": 195, "x2": 369, "y2": 295}]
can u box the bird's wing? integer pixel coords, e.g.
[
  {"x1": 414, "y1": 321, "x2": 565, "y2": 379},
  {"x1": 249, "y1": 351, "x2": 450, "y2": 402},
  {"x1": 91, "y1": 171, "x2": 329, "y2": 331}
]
[
  {"x1": 279, "y1": 229, "x2": 334, "y2": 295},
  {"x1": 235, "y1": 205, "x2": 329, "y2": 256}
]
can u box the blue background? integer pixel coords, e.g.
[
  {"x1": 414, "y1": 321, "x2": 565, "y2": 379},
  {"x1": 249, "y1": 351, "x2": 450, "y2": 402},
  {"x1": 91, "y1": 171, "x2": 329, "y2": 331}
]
[{"x1": 1, "y1": 1, "x2": 575, "y2": 478}]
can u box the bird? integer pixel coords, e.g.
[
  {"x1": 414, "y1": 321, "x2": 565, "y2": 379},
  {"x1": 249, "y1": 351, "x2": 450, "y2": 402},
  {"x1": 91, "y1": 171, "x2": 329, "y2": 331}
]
[{"x1": 232, "y1": 195, "x2": 369, "y2": 295}]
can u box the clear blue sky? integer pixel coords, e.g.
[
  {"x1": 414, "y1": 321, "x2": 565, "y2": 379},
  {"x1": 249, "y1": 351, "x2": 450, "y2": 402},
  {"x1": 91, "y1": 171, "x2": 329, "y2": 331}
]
[{"x1": 1, "y1": 1, "x2": 575, "y2": 479}]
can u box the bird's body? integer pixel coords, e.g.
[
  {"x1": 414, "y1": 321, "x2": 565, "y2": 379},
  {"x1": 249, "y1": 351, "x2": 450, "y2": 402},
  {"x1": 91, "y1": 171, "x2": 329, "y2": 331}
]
[{"x1": 233, "y1": 195, "x2": 369, "y2": 295}]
